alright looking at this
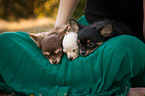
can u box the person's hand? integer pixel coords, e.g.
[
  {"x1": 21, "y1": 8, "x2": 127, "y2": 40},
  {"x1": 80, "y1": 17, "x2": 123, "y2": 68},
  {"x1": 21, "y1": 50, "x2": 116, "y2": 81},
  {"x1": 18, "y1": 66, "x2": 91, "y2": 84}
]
[{"x1": 127, "y1": 87, "x2": 145, "y2": 96}]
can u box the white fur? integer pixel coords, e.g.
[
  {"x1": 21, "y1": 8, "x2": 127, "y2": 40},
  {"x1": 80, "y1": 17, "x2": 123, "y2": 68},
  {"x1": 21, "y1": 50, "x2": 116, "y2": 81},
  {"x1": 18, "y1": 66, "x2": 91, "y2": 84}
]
[{"x1": 63, "y1": 32, "x2": 79, "y2": 60}]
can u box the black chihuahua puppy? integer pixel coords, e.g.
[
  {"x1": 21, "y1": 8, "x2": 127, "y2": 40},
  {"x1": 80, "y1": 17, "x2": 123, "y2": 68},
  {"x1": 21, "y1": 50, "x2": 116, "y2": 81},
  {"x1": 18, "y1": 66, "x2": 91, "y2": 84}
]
[{"x1": 75, "y1": 19, "x2": 133, "y2": 56}]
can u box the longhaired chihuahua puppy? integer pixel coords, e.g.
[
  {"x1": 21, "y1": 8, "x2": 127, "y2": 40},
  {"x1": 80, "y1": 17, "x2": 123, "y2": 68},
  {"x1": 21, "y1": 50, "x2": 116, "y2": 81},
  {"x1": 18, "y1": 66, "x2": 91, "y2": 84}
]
[
  {"x1": 62, "y1": 19, "x2": 80, "y2": 61},
  {"x1": 73, "y1": 19, "x2": 133, "y2": 56},
  {"x1": 29, "y1": 25, "x2": 68, "y2": 64}
]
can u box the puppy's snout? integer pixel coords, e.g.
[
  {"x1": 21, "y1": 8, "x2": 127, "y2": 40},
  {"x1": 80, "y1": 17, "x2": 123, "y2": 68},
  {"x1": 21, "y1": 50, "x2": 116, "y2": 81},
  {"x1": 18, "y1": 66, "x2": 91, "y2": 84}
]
[
  {"x1": 52, "y1": 60, "x2": 57, "y2": 64},
  {"x1": 68, "y1": 57, "x2": 73, "y2": 61},
  {"x1": 80, "y1": 51, "x2": 86, "y2": 56}
]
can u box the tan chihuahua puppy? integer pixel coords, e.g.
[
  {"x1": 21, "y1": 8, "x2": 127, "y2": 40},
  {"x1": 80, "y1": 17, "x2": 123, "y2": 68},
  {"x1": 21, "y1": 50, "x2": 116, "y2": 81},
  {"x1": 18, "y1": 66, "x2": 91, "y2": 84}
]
[{"x1": 29, "y1": 25, "x2": 68, "y2": 64}]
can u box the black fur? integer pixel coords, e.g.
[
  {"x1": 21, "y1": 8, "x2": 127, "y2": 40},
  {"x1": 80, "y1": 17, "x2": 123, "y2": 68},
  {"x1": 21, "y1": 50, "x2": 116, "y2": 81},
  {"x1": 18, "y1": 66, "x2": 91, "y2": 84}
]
[{"x1": 76, "y1": 19, "x2": 133, "y2": 56}]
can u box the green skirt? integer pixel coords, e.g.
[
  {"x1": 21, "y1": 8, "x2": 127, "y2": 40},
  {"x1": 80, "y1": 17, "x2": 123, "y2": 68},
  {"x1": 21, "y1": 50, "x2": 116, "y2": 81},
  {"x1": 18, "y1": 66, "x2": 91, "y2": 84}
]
[{"x1": 0, "y1": 16, "x2": 145, "y2": 96}]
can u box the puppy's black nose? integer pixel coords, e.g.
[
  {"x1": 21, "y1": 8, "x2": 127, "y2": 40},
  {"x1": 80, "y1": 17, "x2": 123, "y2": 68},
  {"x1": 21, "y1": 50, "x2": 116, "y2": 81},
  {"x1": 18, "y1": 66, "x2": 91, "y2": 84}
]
[
  {"x1": 68, "y1": 57, "x2": 73, "y2": 61},
  {"x1": 52, "y1": 60, "x2": 57, "y2": 64},
  {"x1": 81, "y1": 51, "x2": 86, "y2": 56}
]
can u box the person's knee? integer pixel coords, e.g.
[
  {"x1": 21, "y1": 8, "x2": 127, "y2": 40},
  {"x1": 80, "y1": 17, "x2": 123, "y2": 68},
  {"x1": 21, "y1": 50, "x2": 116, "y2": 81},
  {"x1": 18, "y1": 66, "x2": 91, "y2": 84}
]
[
  {"x1": 0, "y1": 32, "x2": 17, "y2": 38},
  {"x1": 108, "y1": 35, "x2": 144, "y2": 48}
]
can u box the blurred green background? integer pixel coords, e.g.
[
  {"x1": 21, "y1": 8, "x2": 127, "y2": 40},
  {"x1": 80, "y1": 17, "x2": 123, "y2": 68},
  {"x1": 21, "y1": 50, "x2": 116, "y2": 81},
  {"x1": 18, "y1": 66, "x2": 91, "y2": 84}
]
[{"x1": 0, "y1": 0, "x2": 86, "y2": 33}]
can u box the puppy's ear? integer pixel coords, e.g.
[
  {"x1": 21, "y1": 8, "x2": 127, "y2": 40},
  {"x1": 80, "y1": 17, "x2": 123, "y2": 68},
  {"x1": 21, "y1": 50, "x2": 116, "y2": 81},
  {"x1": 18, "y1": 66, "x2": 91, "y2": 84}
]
[
  {"x1": 58, "y1": 25, "x2": 68, "y2": 34},
  {"x1": 56, "y1": 25, "x2": 69, "y2": 39},
  {"x1": 69, "y1": 19, "x2": 82, "y2": 33},
  {"x1": 29, "y1": 33, "x2": 42, "y2": 47},
  {"x1": 100, "y1": 24, "x2": 113, "y2": 37}
]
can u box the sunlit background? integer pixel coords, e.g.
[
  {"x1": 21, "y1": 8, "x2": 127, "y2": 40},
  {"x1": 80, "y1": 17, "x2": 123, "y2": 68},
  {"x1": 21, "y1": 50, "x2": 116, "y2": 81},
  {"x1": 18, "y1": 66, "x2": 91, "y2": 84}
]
[{"x1": 0, "y1": 0, "x2": 85, "y2": 33}]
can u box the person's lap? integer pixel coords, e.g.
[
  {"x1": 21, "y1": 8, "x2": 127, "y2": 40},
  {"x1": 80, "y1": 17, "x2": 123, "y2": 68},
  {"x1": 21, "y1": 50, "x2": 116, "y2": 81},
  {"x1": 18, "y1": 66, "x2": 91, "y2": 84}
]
[
  {"x1": 0, "y1": 15, "x2": 145, "y2": 96},
  {"x1": 0, "y1": 31, "x2": 145, "y2": 96}
]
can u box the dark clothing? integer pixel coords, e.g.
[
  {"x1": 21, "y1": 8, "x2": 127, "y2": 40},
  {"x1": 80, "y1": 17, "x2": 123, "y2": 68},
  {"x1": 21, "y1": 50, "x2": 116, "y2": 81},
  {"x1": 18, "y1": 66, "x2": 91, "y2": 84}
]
[{"x1": 85, "y1": 0, "x2": 143, "y2": 38}]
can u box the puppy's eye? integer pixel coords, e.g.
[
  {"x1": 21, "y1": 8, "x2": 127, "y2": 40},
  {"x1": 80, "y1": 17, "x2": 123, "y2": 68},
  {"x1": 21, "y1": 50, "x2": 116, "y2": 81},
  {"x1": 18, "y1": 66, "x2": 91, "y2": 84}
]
[
  {"x1": 87, "y1": 42, "x2": 95, "y2": 47},
  {"x1": 93, "y1": 27, "x2": 97, "y2": 30},
  {"x1": 57, "y1": 51, "x2": 62, "y2": 55},
  {"x1": 73, "y1": 49, "x2": 76, "y2": 52},
  {"x1": 78, "y1": 41, "x2": 81, "y2": 46},
  {"x1": 55, "y1": 49, "x2": 62, "y2": 54},
  {"x1": 43, "y1": 52, "x2": 50, "y2": 57},
  {"x1": 44, "y1": 54, "x2": 50, "y2": 57}
]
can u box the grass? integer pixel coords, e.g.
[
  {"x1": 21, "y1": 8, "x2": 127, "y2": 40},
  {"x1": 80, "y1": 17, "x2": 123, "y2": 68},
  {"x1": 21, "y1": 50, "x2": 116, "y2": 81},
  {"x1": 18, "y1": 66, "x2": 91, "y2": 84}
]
[{"x1": 0, "y1": 17, "x2": 56, "y2": 34}]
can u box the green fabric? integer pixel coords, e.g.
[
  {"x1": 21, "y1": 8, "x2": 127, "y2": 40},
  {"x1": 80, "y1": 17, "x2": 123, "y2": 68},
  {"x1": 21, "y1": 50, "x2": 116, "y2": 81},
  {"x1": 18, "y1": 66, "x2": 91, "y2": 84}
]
[
  {"x1": 77, "y1": 15, "x2": 90, "y2": 26},
  {"x1": 0, "y1": 17, "x2": 145, "y2": 96}
]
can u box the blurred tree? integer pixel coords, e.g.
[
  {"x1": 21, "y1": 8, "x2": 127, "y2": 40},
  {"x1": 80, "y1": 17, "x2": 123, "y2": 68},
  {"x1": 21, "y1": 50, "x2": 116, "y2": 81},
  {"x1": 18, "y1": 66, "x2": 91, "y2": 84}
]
[
  {"x1": 0, "y1": 0, "x2": 35, "y2": 20},
  {"x1": 34, "y1": 0, "x2": 59, "y2": 18},
  {"x1": 0, "y1": 0, "x2": 86, "y2": 20},
  {"x1": 72, "y1": 0, "x2": 86, "y2": 19}
]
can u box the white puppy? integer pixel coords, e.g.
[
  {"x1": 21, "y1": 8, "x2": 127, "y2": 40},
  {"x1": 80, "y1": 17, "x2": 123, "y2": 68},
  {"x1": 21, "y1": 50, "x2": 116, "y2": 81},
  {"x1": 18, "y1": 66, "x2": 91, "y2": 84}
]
[{"x1": 62, "y1": 19, "x2": 80, "y2": 61}]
